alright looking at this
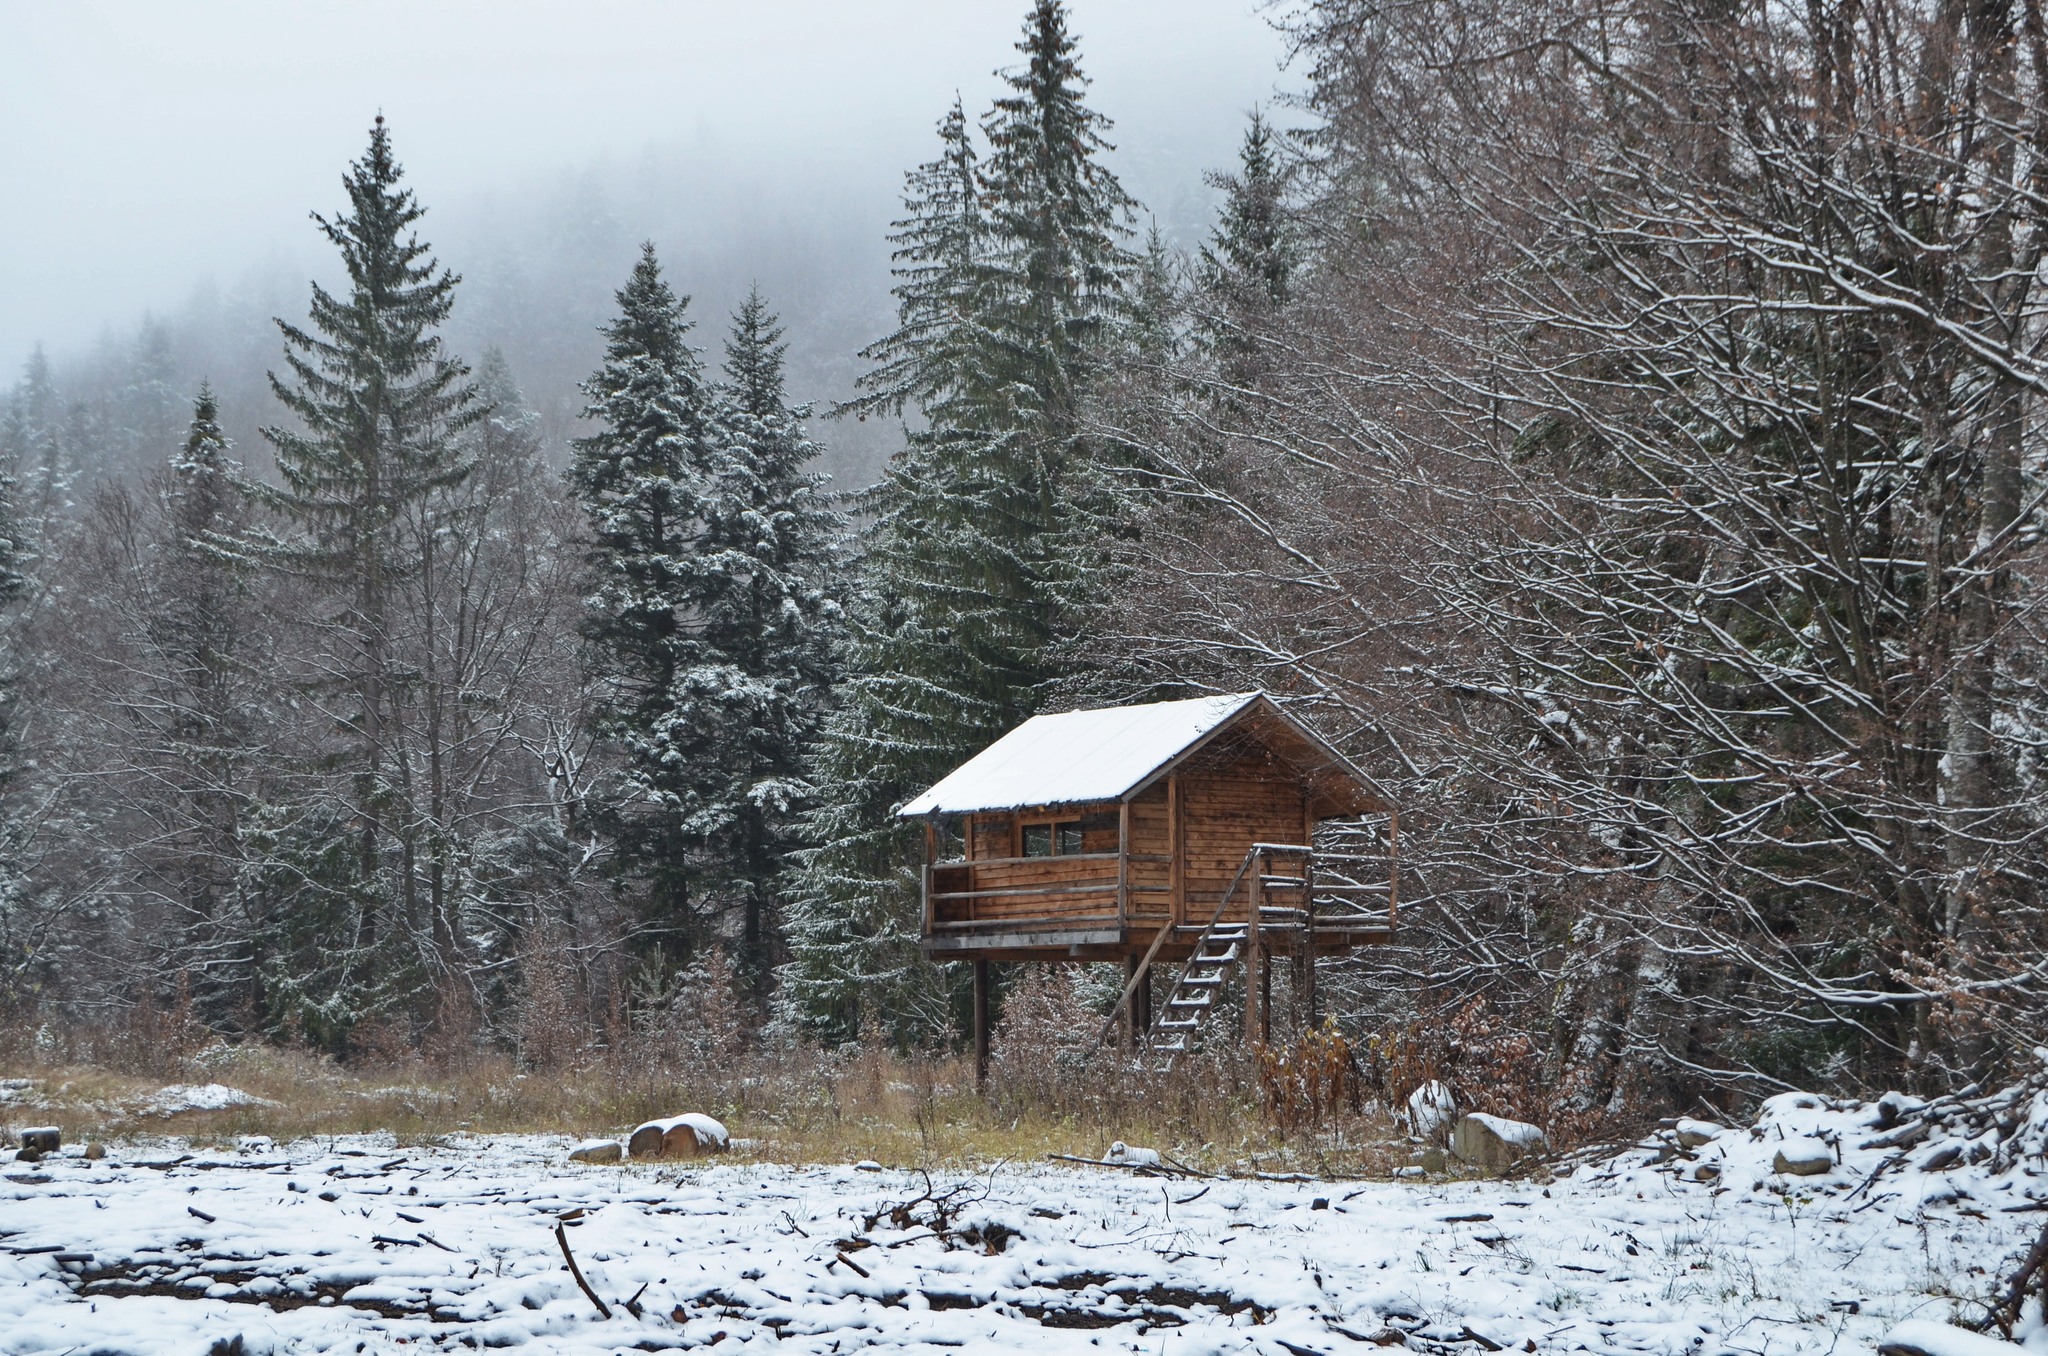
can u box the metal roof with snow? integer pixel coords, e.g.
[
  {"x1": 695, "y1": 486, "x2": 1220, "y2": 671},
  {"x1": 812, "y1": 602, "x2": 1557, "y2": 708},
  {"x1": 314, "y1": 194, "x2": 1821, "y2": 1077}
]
[{"x1": 897, "y1": 692, "x2": 1381, "y2": 817}]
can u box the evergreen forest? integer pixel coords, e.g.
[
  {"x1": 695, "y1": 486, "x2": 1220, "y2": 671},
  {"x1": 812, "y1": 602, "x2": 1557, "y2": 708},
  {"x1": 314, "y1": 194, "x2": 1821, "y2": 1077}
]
[{"x1": 6, "y1": 0, "x2": 2048, "y2": 1129}]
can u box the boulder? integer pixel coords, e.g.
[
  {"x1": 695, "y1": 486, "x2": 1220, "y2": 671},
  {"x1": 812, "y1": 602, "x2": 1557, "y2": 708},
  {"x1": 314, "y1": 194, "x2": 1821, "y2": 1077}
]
[
  {"x1": 568, "y1": 1139, "x2": 624, "y2": 1165},
  {"x1": 1450, "y1": 1113, "x2": 1547, "y2": 1171},
  {"x1": 627, "y1": 1113, "x2": 731, "y2": 1160},
  {"x1": 18, "y1": 1127, "x2": 59, "y2": 1154},
  {"x1": 1407, "y1": 1081, "x2": 1457, "y2": 1141},
  {"x1": 1674, "y1": 1117, "x2": 1724, "y2": 1149},
  {"x1": 1772, "y1": 1136, "x2": 1833, "y2": 1176}
]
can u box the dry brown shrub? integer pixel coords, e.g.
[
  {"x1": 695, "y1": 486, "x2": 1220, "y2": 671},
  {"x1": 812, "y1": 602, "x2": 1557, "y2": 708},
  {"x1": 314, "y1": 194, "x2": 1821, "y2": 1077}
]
[
  {"x1": 987, "y1": 966, "x2": 1099, "y2": 1112},
  {"x1": 516, "y1": 923, "x2": 586, "y2": 1073},
  {"x1": 1365, "y1": 996, "x2": 1546, "y2": 1130},
  {"x1": 1257, "y1": 1019, "x2": 1360, "y2": 1136}
]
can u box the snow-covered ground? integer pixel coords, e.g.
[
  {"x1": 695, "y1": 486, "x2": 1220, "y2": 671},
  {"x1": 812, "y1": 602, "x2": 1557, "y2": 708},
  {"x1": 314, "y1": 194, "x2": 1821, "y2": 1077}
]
[{"x1": 2, "y1": 1091, "x2": 2043, "y2": 1356}]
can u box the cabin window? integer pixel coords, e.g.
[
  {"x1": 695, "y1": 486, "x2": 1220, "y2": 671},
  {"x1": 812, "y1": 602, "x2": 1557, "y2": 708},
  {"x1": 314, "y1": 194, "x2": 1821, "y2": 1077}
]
[{"x1": 1022, "y1": 819, "x2": 1085, "y2": 856}]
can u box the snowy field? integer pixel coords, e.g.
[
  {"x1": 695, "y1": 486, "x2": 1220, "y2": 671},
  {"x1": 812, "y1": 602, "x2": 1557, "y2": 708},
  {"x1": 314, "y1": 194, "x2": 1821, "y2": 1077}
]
[{"x1": 3, "y1": 1091, "x2": 2043, "y2": 1356}]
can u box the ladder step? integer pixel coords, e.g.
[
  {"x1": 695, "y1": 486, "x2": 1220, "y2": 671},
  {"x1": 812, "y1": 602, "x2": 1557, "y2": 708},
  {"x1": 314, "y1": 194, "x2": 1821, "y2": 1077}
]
[
  {"x1": 1158, "y1": 1017, "x2": 1200, "y2": 1030},
  {"x1": 1168, "y1": 997, "x2": 1211, "y2": 1010},
  {"x1": 1182, "y1": 975, "x2": 1224, "y2": 988}
]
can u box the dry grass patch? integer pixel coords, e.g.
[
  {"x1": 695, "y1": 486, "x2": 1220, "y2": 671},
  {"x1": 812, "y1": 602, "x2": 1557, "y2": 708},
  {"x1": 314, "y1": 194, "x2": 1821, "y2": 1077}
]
[{"x1": 2, "y1": 1039, "x2": 1416, "y2": 1177}]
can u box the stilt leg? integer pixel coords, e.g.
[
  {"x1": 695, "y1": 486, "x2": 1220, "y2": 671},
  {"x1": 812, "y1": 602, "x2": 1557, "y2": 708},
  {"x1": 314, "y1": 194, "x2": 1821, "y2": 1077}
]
[
  {"x1": 973, "y1": 960, "x2": 990, "y2": 1093},
  {"x1": 1259, "y1": 953, "x2": 1273, "y2": 1046},
  {"x1": 1125, "y1": 955, "x2": 1152, "y2": 1050}
]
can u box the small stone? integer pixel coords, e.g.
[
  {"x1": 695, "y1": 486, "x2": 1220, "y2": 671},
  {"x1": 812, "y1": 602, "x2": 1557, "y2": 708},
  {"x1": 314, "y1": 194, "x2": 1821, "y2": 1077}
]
[
  {"x1": 854, "y1": 1159, "x2": 883, "y2": 1173},
  {"x1": 567, "y1": 1139, "x2": 623, "y2": 1165},
  {"x1": 14, "y1": 1146, "x2": 41, "y2": 1164},
  {"x1": 1674, "y1": 1117, "x2": 1724, "y2": 1149},
  {"x1": 1917, "y1": 1143, "x2": 1962, "y2": 1173},
  {"x1": 1772, "y1": 1136, "x2": 1833, "y2": 1176},
  {"x1": 1691, "y1": 1162, "x2": 1721, "y2": 1182},
  {"x1": 1311, "y1": 1197, "x2": 1330, "y2": 1210},
  {"x1": 84, "y1": 1143, "x2": 105, "y2": 1160}
]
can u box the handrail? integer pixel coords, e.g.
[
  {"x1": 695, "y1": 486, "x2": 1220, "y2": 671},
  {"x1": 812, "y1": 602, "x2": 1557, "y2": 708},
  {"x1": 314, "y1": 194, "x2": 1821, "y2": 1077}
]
[
  {"x1": 1105, "y1": 839, "x2": 1261, "y2": 1048},
  {"x1": 1097, "y1": 843, "x2": 1269, "y2": 1049}
]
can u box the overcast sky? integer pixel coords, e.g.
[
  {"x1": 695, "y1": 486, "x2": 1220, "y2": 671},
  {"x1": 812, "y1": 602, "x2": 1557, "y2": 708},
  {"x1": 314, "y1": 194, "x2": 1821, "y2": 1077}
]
[{"x1": 0, "y1": 1, "x2": 1297, "y2": 373}]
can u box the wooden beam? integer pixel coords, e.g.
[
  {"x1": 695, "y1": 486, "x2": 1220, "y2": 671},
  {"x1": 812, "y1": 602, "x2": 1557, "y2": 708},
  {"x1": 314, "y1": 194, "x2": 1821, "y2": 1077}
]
[
  {"x1": 1167, "y1": 773, "x2": 1184, "y2": 926},
  {"x1": 1245, "y1": 852, "x2": 1266, "y2": 1046},
  {"x1": 1116, "y1": 800, "x2": 1131, "y2": 929}
]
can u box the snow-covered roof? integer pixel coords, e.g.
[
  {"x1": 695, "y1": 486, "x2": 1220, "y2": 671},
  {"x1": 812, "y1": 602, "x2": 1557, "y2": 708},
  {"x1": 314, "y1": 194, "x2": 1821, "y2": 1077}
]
[{"x1": 897, "y1": 692, "x2": 1271, "y2": 817}]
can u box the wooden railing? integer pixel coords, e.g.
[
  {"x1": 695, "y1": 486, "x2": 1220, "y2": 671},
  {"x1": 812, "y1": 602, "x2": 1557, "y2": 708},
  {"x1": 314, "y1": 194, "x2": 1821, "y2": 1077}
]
[{"x1": 925, "y1": 852, "x2": 1173, "y2": 930}]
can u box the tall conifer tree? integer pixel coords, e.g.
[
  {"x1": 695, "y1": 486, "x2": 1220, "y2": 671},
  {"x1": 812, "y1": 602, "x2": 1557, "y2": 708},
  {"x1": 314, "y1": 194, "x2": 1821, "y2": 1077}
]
[
  {"x1": 255, "y1": 116, "x2": 478, "y2": 1036},
  {"x1": 649, "y1": 289, "x2": 843, "y2": 987},
  {"x1": 782, "y1": 0, "x2": 1136, "y2": 1041},
  {"x1": 569, "y1": 244, "x2": 721, "y2": 957}
]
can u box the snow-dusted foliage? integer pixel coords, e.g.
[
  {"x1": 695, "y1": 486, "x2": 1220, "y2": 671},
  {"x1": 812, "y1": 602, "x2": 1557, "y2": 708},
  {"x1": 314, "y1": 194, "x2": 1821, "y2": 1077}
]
[
  {"x1": 780, "y1": 0, "x2": 1137, "y2": 1042},
  {"x1": 1079, "y1": 0, "x2": 2048, "y2": 1100},
  {"x1": 571, "y1": 252, "x2": 844, "y2": 981}
]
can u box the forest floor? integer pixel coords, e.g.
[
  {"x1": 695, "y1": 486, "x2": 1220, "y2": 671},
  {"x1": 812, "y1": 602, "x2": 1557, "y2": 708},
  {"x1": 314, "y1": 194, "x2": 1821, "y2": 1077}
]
[{"x1": 2, "y1": 1075, "x2": 2044, "y2": 1356}]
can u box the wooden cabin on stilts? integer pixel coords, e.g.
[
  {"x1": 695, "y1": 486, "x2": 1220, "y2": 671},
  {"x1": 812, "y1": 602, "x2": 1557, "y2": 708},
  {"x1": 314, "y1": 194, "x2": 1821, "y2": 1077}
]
[{"x1": 897, "y1": 693, "x2": 1397, "y2": 1086}]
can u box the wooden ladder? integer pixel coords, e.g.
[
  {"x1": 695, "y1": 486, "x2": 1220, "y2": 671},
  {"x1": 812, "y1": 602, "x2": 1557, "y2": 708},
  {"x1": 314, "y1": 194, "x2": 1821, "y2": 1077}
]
[{"x1": 1101, "y1": 843, "x2": 1313, "y2": 1072}]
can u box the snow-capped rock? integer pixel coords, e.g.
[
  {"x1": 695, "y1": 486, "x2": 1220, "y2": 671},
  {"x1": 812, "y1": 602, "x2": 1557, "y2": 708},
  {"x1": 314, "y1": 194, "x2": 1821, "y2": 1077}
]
[{"x1": 1451, "y1": 1113, "x2": 1546, "y2": 1170}]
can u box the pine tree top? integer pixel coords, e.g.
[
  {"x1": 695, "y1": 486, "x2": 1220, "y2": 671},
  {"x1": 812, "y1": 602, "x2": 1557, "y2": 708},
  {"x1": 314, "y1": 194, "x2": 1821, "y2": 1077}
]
[
  {"x1": 171, "y1": 383, "x2": 231, "y2": 478},
  {"x1": 725, "y1": 285, "x2": 790, "y2": 422},
  {"x1": 1202, "y1": 109, "x2": 1295, "y2": 308},
  {"x1": 262, "y1": 116, "x2": 478, "y2": 537},
  {"x1": 600, "y1": 243, "x2": 698, "y2": 375}
]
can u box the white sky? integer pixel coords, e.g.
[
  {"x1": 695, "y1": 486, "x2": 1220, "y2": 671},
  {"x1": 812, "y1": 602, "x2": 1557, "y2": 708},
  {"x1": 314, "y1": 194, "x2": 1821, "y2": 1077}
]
[{"x1": 0, "y1": 0, "x2": 1296, "y2": 370}]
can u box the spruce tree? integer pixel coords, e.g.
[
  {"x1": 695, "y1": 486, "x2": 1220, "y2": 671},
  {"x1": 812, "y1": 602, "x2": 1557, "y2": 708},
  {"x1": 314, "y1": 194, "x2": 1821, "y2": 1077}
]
[
  {"x1": 848, "y1": 98, "x2": 986, "y2": 419},
  {"x1": 1197, "y1": 110, "x2": 1296, "y2": 375},
  {"x1": 782, "y1": 0, "x2": 1137, "y2": 1042},
  {"x1": 648, "y1": 288, "x2": 843, "y2": 988},
  {"x1": 978, "y1": 0, "x2": 1139, "y2": 440},
  {"x1": 569, "y1": 244, "x2": 721, "y2": 957},
  {"x1": 255, "y1": 115, "x2": 478, "y2": 1037},
  {"x1": 145, "y1": 386, "x2": 262, "y2": 1027}
]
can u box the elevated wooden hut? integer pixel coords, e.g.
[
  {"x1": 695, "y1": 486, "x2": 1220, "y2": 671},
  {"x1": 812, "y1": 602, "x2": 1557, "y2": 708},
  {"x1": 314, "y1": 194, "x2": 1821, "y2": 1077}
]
[{"x1": 898, "y1": 692, "x2": 1396, "y2": 1074}]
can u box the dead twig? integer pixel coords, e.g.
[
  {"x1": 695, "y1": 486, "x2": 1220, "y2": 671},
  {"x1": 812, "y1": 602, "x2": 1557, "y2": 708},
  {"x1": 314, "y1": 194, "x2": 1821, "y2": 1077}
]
[{"x1": 555, "y1": 1222, "x2": 611, "y2": 1319}]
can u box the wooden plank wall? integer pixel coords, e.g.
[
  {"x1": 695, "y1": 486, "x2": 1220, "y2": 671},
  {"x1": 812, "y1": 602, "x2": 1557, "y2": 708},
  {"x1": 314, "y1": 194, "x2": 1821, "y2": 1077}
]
[{"x1": 1178, "y1": 739, "x2": 1308, "y2": 921}]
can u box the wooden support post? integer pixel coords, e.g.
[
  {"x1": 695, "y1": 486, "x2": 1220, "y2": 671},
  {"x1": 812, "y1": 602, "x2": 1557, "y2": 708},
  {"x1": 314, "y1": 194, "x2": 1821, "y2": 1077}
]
[
  {"x1": 1245, "y1": 850, "x2": 1266, "y2": 1046},
  {"x1": 1123, "y1": 954, "x2": 1143, "y2": 1050},
  {"x1": 1136, "y1": 961, "x2": 1152, "y2": 1046},
  {"x1": 1301, "y1": 850, "x2": 1317, "y2": 1031},
  {"x1": 972, "y1": 960, "x2": 990, "y2": 1093},
  {"x1": 1167, "y1": 775, "x2": 1183, "y2": 926},
  {"x1": 1116, "y1": 801, "x2": 1130, "y2": 930}
]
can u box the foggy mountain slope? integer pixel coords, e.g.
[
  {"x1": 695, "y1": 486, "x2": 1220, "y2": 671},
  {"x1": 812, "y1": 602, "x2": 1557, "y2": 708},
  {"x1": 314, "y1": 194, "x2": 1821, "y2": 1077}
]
[{"x1": 2, "y1": 0, "x2": 1293, "y2": 490}]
